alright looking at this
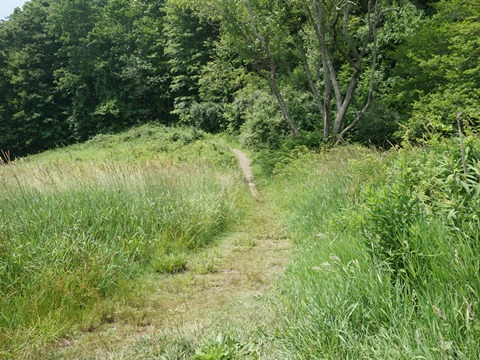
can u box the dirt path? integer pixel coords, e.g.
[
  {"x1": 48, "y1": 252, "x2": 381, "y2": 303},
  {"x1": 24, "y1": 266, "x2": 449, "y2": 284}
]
[
  {"x1": 231, "y1": 148, "x2": 258, "y2": 197},
  {"x1": 44, "y1": 150, "x2": 291, "y2": 359}
]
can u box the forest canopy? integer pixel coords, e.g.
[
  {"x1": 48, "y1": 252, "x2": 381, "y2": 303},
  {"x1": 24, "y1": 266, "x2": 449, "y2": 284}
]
[{"x1": 0, "y1": 0, "x2": 478, "y2": 157}]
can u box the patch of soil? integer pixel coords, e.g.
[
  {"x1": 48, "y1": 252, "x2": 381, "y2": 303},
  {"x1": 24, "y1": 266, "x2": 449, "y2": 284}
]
[{"x1": 231, "y1": 148, "x2": 258, "y2": 197}]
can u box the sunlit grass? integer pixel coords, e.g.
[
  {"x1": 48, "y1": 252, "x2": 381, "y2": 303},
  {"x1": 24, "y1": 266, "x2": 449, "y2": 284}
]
[
  {"x1": 0, "y1": 125, "x2": 245, "y2": 358},
  {"x1": 267, "y1": 144, "x2": 480, "y2": 359}
]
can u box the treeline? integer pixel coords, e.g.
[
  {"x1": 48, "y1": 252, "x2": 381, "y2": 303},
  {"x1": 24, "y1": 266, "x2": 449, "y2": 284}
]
[{"x1": 0, "y1": 0, "x2": 479, "y2": 157}]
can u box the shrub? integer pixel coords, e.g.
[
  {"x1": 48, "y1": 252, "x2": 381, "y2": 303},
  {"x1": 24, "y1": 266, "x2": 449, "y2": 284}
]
[
  {"x1": 362, "y1": 137, "x2": 480, "y2": 288},
  {"x1": 238, "y1": 90, "x2": 289, "y2": 150},
  {"x1": 270, "y1": 143, "x2": 479, "y2": 358},
  {"x1": 185, "y1": 101, "x2": 227, "y2": 133},
  {"x1": 349, "y1": 100, "x2": 401, "y2": 148}
]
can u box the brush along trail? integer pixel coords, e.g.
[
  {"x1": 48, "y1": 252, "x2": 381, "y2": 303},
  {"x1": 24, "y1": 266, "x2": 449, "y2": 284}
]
[{"x1": 44, "y1": 149, "x2": 291, "y2": 359}]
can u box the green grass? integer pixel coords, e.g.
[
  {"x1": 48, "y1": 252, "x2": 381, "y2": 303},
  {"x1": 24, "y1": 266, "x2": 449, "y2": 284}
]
[
  {"x1": 0, "y1": 124, "x2": 246, "y2": 359},
  {"x1": 266, "y1": 143, "x2": 480, "y2": 359},
  {"x1": 25, "y1": 123, "x2": 236, "y2": 168},
  {"x1": 4, "y1": 123, "x2": 479, "y2": 359}
]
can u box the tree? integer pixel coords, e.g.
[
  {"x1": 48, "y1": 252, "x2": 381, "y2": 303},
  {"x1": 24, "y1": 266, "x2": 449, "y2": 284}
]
[
  {"x1": 392, "y1": 0, "x2": 480, "y2": 142},
  {"x1": 49, "y1": 0, "x2": 170, "y2": 139},
  {"x1": 296, "y1": 0, "x2": 389, "y2": 142},
  {"x1": 48, "y1": 0, "x2": 107, "y2": 141},
  {"x1": 84, "y1": 0, "x2": 170, "y2": 132},
  {"x1": 204, "y1": 0, "x2": 301, "y2": 136},
  {"x1": 190, "y1": 0, "x2": 392, "y2": 142},
  {"x1": 163, "y1": 0, "x2": 217, "y2": 125},
  {"x1": 0, "y1": 0, "x2": 69, "y2": 156}
]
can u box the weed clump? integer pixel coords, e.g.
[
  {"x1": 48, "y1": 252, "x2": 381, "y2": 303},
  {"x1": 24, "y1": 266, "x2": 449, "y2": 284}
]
[{"x1": 154, "y1": 253, "x2": 188, "y2": 274}]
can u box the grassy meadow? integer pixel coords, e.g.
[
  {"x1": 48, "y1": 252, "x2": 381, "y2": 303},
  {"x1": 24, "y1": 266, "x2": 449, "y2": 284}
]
[
  {"x1": 266, "y1": 141, "x2": 480, "y2": 358},
  {"x1": 0, "y1": 124, "x2": 247, "y2": 358},
  {"x1": 1, "y1": 123, "x2": 479, "y2": 359}
]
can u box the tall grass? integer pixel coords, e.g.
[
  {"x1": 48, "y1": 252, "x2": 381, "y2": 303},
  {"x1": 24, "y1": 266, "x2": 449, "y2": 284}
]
[
  {"x1": 0, "y1": 125, "x2": 245, "y2": 358},
  {"x1": 267, "y1": 143, "x2": 480, "y2": 358}
]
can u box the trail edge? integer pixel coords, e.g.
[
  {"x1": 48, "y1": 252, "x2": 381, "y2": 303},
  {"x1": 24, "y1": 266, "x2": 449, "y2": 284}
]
[{"x1": 231, "y1": 149, "x2": 259, "y2": 198}]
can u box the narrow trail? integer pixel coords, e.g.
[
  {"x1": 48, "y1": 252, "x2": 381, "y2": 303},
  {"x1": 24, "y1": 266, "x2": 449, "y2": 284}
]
[
  {"x1": 45, "y1": 150, "x2": 291, "y2": 359},
  {"x1": 231, "y1": 148, "x2": 258, "y2": 197}
]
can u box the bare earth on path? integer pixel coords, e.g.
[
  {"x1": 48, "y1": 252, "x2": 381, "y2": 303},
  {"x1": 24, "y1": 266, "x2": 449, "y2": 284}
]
[
  {"x1": 44, "y1": 149, "x2": 291, "y2": 359},
  {"x1": 231, "y1": 148, "x2": 258, "y2": 197}
]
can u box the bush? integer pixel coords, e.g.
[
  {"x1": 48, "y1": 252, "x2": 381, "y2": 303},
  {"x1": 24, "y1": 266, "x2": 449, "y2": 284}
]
[
  {"x1": 270, "y1": 143, "x2": 480, "y2": 358},
  {"x1": 362, "y1": 137, "x2": 480, "y2": 287},
  {"x1": 349, "y1": 100, "x2": 400, "y2": 148},
  {"x1": 238, "y1": 90, "x2": 289, "y2": 150},
  {"x1": 228, "y1": 80, "x2": 321, "y2": 150},
  {"x1": 186, "y1": 101, "x2": 227, "y2": 133},
  {"x1": 362, "y1": 178, "x2": 424, "y2": 282}
]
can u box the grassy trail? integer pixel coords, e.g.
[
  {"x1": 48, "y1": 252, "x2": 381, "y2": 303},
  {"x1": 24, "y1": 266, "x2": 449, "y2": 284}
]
[{"x1": 43, "y1": 151, "x2": 291, "y2": 359}]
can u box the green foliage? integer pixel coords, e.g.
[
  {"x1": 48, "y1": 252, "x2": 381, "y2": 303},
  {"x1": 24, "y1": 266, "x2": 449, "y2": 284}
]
[
  {"x1": 198, "y1": 59, "x2": 247, "y2": 105},
  {"x1": 51, "y1": 0, "x2": 171, "y2": 140},
  {"x1": 26, "y1": 123, "x2": 238, "y2": 169},
  {"x1": 88, "y1": 0, "x2": 170, "y2": 130},
  {"x1": 2, "y1": 0, "x2": 475, "y2": 155},
  {"x1": 349, "y1": 100, "x2": 401, "y2": 148},
  {"x1": 185, "y1": 101, "x2": 227, "y2": 133},
  {"x1": 191, "y1": 58, "x2": 249, "y2": 133},
  {"x1": 362, "y1": 168, "x2": 428, "y2": 284},
  {"x1": 276, "y1": 82, "x2": 320, "y2": 132},
  {"x1": 164, "y1": 0, "x2": 216, "y2": 124},
  {"x1": 0, "y1": 0, "x2": 69, "y2": 156},
  {"x1": 154, "y1": 253, "x2": 188, "y2": 274},
  {"x1": 48, "y1": 0, "x2": 106, "y2": 140},
  {"x1": 0, "y1": 0, "x2": 173, "y2": 156},
  {"x1": 363, "y1": 137, "x2": 480, "y2": 282},
  {"x1": 392, "y1": 0, "x2": 480, "y2": 142},
  {"x1": 237, "y1": 88, "x2": 289, "y2": 150},
  {"x1": 194, "y1": 333, "x2": 261, "y2": 360},
  {"x1": 357, "y1": 140, "x2": 480, "y2": 356}
]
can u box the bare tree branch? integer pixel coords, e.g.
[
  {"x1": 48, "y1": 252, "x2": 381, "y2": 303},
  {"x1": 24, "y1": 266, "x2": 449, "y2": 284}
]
[
  {"x1": 313, "y1": 0, "x2": 334, "y2": 140},
  {"x1": 335, "y1": 1, "x2": 380, "y2": 144}
]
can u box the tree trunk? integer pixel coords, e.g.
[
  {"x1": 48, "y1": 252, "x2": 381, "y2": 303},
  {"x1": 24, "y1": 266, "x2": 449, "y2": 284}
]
[
  {"x1": 334, "y1": 0, "x2": 382, "y2": 143},
  {"x1": 333, "y1": 69, "x2": 360, "y2": 134},
  {"x1": 293, "y1": 35, "x2": 325, "y2": 122},
  {"x1": 268, "y1": 65, "x2": 301, "y2": 136},
  {"x1": 246, "y1": 0, "x2": 300, "y2": 136},
  {"x1": 313, "y1": 0, "x2": 332, "y2": 141}
]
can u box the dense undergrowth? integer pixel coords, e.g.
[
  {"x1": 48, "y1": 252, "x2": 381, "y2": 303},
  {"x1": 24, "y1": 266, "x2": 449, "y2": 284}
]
[
  {"x1": 267, "y1": 139, "x2": 480, "y2": 358},
  {"x1": 0, "y1": 124, "x2": 246, "y2": 358}
]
